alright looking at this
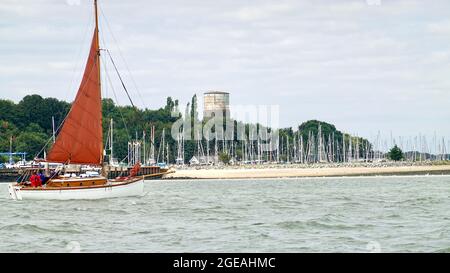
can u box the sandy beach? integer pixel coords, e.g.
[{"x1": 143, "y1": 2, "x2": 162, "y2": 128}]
[{"x1": 166, "y1": 164, "x2": 450, "y2": 179}]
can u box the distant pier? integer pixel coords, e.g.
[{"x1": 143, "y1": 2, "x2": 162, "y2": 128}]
[
  {"x1": 0, "y1": 169, "x2": 22, "y2": 182},
  {"x1": 106, "y1": 165, "x2": 166, "y2": 179}
]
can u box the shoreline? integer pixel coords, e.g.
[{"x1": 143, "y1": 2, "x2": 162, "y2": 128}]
[
  {"x1": 163, "y1": 174, "x2": 450, "y2": 182},
  {"x1": 165, "y1": 164, "x2": 450, "y2": 180},
  {"x1": 2, "y1": 163, "x2": 450, "y2": 182}
]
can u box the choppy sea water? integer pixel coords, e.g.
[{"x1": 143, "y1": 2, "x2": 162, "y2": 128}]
[{"x1": 0, "y1": 176, "x2": 450, "y2": 253}]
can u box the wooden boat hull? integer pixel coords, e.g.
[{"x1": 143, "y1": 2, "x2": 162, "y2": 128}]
[{"x1": 8, "y1": 177, "x2": 144, "y2": 200}]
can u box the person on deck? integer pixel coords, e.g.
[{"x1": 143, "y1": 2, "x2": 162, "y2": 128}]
[
  {"x1": 29, "y1": 172, "x2": 36, "y2": 186},
  {"x1": 38, "y1": 170, "x2": 48, "y2": 185},
  {"x1": 30, "y1": 171, "x2": 42, "y2": 187}
]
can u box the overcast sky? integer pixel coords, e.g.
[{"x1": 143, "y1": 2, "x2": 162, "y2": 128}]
[{"x1": 1, "y1": 0, "x2": 450, "y2": 142}]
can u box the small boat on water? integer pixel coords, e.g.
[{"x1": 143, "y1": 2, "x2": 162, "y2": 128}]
[
  {"x1": 8, "y1": 0, "x2": 150, "y2": 200},
  {"x1": 8, "y1": 176, "x2": 144, "y2": 201}
]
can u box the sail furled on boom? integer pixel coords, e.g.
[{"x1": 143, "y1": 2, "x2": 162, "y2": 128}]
[{"x1": 46, "y1": 30, "x2": 103, "y2": 165}]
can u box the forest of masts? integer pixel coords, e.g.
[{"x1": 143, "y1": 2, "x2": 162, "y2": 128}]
[{"x1": 114, "y1": 120, "x2": 450, "y2": 166}]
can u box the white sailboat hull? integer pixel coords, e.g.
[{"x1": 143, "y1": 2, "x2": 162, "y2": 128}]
[{"x1": 8, "y1": 178, "x2": 144, "y2": 201}]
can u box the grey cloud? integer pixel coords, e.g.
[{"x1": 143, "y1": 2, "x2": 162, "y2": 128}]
[{"x1": 0, "y1": 0, "x2": 449, "y2": 139}]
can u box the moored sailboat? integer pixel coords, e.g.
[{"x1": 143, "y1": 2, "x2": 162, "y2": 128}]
[{"x1": 8, "y1": 0, "x2": 144, "y2": 200}]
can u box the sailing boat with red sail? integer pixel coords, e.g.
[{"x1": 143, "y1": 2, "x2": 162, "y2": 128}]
[{"x1": 8, "y1": 0, "x2": 144, "y2": 200}]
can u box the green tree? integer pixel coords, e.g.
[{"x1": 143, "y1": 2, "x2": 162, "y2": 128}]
[
  {"x1": 0, "y1": 155, "x2": 9, "y2": 163},
  {"x1": 0, "y1": 99, "x2": 17, "y2": 124},
  {"x1": 191, "y1": 94, "x2": 198, "y2": 122},
  {"x1": 190, "y1": 94, "x2": 198, "y2": 134},
  {"x1": 165, "y1": 97, "x2": 175, "y2": 112},
  {"x1": 15, "y1": 131, "x2": 48, "y2": 159},
  {"x1": 0, "y1": 120, "x2": 18, "y2": 152},
  {"x1": 219, "y1": 152, "x2": 231, "y2": 164},
  {"x1": 388, "y1": 145, "x2": 404, "y2": 161}
]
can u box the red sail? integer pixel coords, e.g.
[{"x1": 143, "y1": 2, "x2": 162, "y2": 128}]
[{"x1": 46, "y1": 31, "x2": 103, "y2": 165}]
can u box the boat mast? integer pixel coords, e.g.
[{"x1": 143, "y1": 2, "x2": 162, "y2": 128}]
[
  {"x1": 206, "y1": 132, "x2": 210, "y2": 164},
  {"x1": 166, "y1": 143, "x2": 169, "y2": 165},
  {"x1": 143, "y1": 130, "x2": 146, "y2": 164},
  {"x1": 52, "y1": 116, "x2": 56, "y2": 143},
  {"x1": 110, "y1": 118, "x2": 113, "y2": 164},
  {"x1": 9, "y1": 136, "x2": 13, "y2": 165},
  {"x1": 162, "y1": 128, "x2": 165, "y2": 163},
  {"x1": 95, "y1": 0, "x2": 100, "y2": 60},
  {"x1": 94, "y1": 0, "x2": 103, "y2": 165},
  {"x1": 151, "y1": 125, "x2": 155, "y2": 164},
  {"x1": 342, "y1": 134, "x2": 346, "y2": 163}
]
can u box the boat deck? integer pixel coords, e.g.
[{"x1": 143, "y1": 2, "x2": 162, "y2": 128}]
[{"x1": 17, "y1": 176, "x2": 143, "y2": 191}]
